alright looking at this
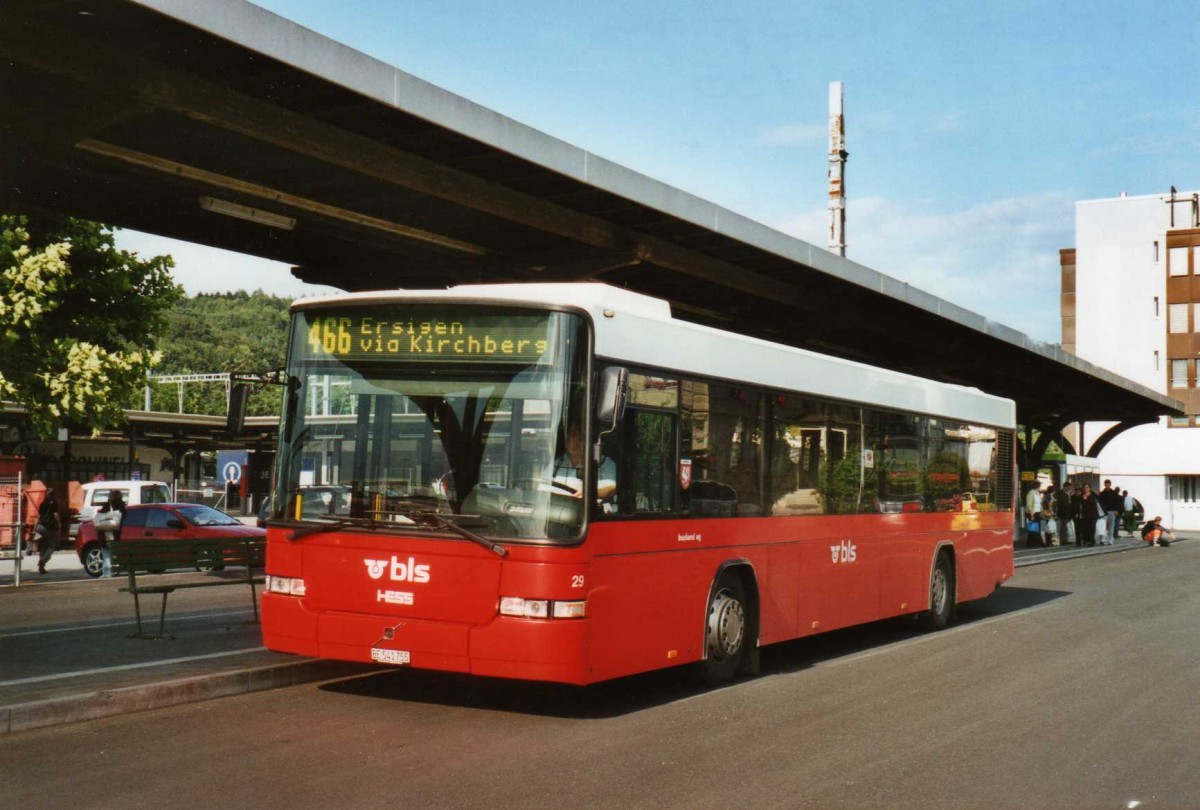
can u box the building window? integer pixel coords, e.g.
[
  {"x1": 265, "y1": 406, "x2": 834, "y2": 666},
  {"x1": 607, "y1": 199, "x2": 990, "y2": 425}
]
[
  {"x1": 1154, "y1": 240, "x2": 1160, "y2": 263},
  {"x1": 1154, "y1": 296, "x2": 1160, "y2": 318},
  {"x1": 1168, "y1": 475, "x2": 1200, "y2": 501},
  {"x1": 1169, "y1": 246, "x2": 1190, "y2": 277},
  {"x1": 1170, "y1": 359, "x2": 1190, "y2": 388},
  {"x1": 1168, "y1": 303, "x2": 1189, "y2": 333},
  {"x1": 1169, "y1": 416, "x2": 1191, "y2": 428},
  {"x1": 1155, "y1": 350, "x2": 1160, "y2": 370}
]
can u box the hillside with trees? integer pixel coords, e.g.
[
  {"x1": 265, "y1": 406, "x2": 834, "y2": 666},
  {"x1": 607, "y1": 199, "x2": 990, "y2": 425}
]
[{"x1": 147, "y1": 291, "x2": 291, "y2": 417}]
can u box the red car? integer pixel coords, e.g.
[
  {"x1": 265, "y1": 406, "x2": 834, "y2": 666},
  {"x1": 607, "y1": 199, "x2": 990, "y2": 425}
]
[{"x1": 76, "y1": 503, "x2": 265, "y2": 578}]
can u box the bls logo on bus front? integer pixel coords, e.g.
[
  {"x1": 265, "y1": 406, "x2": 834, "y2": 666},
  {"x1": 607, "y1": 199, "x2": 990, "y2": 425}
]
[
  {"x1": 364, "y1": 556, "x2": 432, "y2": 583},
  {"x1": 830, "y1": 541, "x2": 858, "y2": 564}
]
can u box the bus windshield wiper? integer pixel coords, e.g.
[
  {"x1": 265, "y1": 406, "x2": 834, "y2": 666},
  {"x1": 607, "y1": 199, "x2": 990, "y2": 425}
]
[
  {"x1": 387, "y1": 508, "x2": 507, "y2": 558},
  {"x1": 428, "y1": 513, "x2": 508, "y2": 558},
  {"x1": 287, "y1": 508, "x2": 507, "y2": 557},
  {"x1": 288, "y1": 516, "x2": 372, "y2": 540}
]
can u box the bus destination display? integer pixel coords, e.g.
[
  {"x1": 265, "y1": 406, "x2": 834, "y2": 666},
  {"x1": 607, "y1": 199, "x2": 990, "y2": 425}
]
[{"x1": 305, "y1": 311, "x2": 553, "y2": 363}]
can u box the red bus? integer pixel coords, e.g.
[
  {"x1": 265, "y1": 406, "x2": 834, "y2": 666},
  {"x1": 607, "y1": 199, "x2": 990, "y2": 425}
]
[{"x1": 261, "y1": 283, "x2": 1015, "y2": 684}]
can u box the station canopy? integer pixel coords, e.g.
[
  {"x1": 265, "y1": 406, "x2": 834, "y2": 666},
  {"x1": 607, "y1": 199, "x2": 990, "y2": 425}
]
[{"x1": 0, "y1": 0, "x2": 1180, "y2": 430}]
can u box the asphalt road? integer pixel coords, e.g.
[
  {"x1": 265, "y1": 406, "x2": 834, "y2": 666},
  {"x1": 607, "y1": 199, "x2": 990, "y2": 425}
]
[{"x1": 4, "y1": 543, "x2": 1198, "y2": 809}]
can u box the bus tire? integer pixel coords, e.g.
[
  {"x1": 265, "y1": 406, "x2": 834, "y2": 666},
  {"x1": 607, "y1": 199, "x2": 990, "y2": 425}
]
[
  {"x1": 702, "y1": 572, "x2": 749, "y2": 684},
  {"x1": 921, "y1": 551, "x2": 955, "y2": 631}
]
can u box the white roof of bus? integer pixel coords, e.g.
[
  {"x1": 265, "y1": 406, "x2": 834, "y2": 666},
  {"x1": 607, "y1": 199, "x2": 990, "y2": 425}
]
[{"x1": 294, "y1": 283, "x2": 1016, "y2": 429}]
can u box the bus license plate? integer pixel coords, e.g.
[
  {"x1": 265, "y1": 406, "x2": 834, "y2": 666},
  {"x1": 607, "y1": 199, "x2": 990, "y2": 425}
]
[{"x1": 370, "y1": 648, "x2": 411, "y2": 665}]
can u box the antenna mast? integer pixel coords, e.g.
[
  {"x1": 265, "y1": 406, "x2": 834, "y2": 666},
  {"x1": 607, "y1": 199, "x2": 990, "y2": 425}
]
[{"x1": 827, "y1": 81, "x2": 847, "y2": 257}]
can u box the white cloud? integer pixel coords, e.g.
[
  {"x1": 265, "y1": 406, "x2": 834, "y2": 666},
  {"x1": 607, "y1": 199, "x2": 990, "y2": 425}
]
[
  {"x1": 113, "y1": 229, "x2": 340, "y2": 299},
  {"x1": 774, "y1": 191, "x2": 1074, "y2": 343},
  {"x1": 756, "y1": 122, "x2": 826, "y2": 146},
  {"x1": 930, "y1": 111, "x2": 967, "y2": 133}
]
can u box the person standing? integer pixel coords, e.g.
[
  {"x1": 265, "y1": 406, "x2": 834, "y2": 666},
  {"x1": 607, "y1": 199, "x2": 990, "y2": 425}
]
[
  {"x1": 1078, "y1": 483, "x2": 1101, "y2": 547},
  {"x1": 1121, "y1": 490, "x2": 1137, "y2": 537},
  {"x1": 1040, "y1": 484, "x2": 1059, "y2": 546},
  {"x1": 1057, "y1": 482, "x2": 1076, "y2": 547},
  {"x1": 1024, "y1": 484, "x2": 1044, "y2": 547},
  {"x1": 1097, "y1": 479, "x2": 1120, "y2": 545},
  {"x1": 96, "y1": 490, "x2": 126, "y2": 578},
  {"x1": 35, "y1": 489, "x2": 61, "y2": 574},
  {"x1": 1070, "y1": 483, "x2": 1084, "y2": 546}
]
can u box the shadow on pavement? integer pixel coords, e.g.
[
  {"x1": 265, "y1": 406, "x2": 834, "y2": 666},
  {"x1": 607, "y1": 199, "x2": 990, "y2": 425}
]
[{"x1": 319, "y1": 583, "x2": 1071, "y2": 719}]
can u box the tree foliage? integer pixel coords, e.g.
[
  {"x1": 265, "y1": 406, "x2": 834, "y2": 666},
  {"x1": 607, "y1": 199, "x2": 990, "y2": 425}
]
[
  {"x1": 149, "y1": 290, "x2": 291, "y2": 417},
  {"x1": 0, "y1": 214, "x2": 181, "y2": 437}
]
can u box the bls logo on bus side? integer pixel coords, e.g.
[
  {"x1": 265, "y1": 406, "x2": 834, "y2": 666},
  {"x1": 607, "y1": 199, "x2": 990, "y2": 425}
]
[{"x1": 830, "y1": 541, "x2": 858, "y2": 564}]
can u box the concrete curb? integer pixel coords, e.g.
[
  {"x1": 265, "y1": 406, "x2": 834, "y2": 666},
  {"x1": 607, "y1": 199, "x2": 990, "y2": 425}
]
[
  {"x1": 1, "y1": 659, "x2": 377, "y2": 736},
  {"x1": 1015, "y1": 536, "x2": 1186, "y2": 568}
]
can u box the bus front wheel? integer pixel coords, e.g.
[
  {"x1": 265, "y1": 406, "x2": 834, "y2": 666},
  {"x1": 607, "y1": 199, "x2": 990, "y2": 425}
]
[
  {"x1": 921, "y1": 552, "x2": 955, "y2": 631},
  {"x1": 702, "y1": 572, "x2": 749, "y2": 684}
]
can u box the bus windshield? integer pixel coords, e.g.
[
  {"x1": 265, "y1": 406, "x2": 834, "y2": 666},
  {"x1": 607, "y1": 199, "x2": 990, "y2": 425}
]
[{"x1": 273, "y1": 304, "x2": 589, "y2": 543}]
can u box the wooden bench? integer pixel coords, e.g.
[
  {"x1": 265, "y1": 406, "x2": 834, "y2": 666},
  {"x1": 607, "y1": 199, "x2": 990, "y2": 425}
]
[{"x1": 111, "y1": 535, "x2": 266, "y2": 639}]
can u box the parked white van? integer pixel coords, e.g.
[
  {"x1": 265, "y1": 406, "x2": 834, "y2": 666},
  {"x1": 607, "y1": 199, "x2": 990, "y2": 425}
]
[{"x1": 70, "y1": 480, "x2": 172, "y2": 537}]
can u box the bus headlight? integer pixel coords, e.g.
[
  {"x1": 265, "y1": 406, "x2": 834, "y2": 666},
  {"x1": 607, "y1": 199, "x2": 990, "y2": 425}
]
[
  {"x1": 499, "y1": 596, "x2": 585, "y2": 619},
  {"x1": 266, "y1": 575, "x2": 306, "y2": 597}
]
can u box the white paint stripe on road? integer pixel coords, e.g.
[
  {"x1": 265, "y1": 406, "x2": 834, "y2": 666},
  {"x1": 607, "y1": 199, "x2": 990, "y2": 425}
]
[
  {"x1": 0, "y1": 647, "x2": 266, "y2": 688},
  {"x1": 0, "y1": 608, "x2": 255, "y2": 639}
]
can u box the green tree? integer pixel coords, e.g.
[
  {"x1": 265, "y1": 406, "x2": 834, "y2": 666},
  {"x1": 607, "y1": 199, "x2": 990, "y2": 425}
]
[
  {"x1": 0, "y1": 214, "x2": 181, "y2": 437},
  {"x1": 150, "y1": 290, "x2": 291, "y2": 416}
]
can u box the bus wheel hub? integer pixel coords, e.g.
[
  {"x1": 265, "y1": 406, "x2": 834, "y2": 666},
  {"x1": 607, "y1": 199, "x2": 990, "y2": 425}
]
[{"x1": 707, "y1": 590, "x2": 745, "y2": 660}]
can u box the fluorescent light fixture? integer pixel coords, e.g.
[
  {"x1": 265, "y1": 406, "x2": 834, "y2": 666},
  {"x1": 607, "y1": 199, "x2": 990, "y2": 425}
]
[{"x1": 199, "y1": 195, "x2": 296, "y2": 231}]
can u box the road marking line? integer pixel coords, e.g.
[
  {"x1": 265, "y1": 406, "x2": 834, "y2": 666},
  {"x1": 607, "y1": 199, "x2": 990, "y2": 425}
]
[
  {"x1": 0, "y1": 647, "x2": 266, "y2": 688},
  {"x1": 0, "y1": 608, "x2": 255, "y2": 639}
]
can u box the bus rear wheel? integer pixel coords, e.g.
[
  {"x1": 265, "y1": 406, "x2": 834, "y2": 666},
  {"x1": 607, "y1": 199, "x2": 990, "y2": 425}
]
[
  {"x1": 703, "y1": 573, "x2": 749, "y2": 684},
  {"x1": 921, "y1": 552, "x2": 955, "y2": 631}
]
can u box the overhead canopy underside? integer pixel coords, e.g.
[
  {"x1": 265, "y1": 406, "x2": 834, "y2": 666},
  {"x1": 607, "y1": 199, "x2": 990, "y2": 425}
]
[{"x1": 0, "y1": 0, "x2": 1180, "y2": 430}]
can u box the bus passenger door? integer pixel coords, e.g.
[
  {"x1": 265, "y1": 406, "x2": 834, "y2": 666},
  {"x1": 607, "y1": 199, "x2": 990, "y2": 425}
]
[{"x1": 607, "y1": 408, "x2": 676, "y2": 516}]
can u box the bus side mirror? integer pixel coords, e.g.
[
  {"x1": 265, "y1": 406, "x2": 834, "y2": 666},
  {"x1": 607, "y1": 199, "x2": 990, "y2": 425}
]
[
  {"x1": 595, "y1": 366, "x2": 628, "y2": 431},
  {"x1": 227, "y1": 383, "x2": 249, "y2": 435}
]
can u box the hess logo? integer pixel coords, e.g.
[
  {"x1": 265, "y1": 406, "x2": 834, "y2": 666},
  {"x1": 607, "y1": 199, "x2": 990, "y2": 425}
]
[
  {"x1": 364, "y1": 556, "x2": 431, "y2": 583},
  {"x1": 830, "y1": 541, "x2": 857, "y2": 564}
]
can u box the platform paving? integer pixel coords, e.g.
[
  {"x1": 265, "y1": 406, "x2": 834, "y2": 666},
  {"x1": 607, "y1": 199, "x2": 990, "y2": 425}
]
[{"x1": 0, "y1": 549, "x2": 373, "y2": 734}]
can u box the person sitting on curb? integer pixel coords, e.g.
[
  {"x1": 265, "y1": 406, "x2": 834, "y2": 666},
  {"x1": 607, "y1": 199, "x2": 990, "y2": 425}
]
[{"x1": 1140, "y1": 515, "x2": 1175, "y2": 547}]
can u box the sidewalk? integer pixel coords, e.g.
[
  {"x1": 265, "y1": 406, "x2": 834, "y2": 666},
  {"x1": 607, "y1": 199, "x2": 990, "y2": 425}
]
[
  {"x1": 0, "y1": 549, "x2": 372, "y2": 735},
  {"x1": 1013, "y1": 529, "x2": 1191, "y2": 566}
]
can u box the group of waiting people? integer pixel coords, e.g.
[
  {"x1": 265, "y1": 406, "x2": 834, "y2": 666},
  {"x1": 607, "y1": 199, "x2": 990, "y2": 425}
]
[{"x1": 1025, "y1": 479, "x2": 1172, "y2": 548}]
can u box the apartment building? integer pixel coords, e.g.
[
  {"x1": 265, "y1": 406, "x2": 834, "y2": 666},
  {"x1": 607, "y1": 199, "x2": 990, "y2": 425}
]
[{"x1": 1065, "y1": 189, "x2": 1200, "y2": 528}]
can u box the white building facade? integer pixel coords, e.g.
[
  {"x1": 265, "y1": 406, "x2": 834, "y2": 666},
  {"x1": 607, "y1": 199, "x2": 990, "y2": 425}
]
[{"x1": 1067, "y1": 190, "x2": 1200, "y2": 529}]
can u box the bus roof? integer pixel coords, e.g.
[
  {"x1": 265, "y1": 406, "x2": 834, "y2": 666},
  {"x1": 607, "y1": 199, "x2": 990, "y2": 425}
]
[{"x1": 293, "y1": 283, "x2": 1016, "y2": 429}]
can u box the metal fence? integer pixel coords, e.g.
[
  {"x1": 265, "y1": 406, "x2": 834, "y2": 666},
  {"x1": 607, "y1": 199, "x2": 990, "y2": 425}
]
[{"x1": 1, "y1": 473, "x2": 29, "y2": 585}]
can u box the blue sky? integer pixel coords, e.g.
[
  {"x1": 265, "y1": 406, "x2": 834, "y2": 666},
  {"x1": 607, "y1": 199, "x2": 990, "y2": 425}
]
[{"x1": 116, "y1": 0, "x2": 1199, "y2": 343}]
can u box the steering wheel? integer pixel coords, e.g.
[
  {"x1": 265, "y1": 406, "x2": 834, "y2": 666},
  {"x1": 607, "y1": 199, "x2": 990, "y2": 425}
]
[{"x1": 512, "y1": 477, "x2": 579, "y2": 497}]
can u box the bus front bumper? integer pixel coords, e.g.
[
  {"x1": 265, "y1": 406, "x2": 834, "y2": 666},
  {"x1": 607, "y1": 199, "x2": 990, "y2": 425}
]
[{"x1": 262, "y1": 593, "x2": 592, "y2": 685}]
